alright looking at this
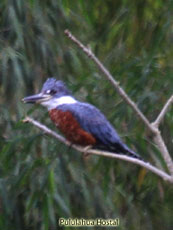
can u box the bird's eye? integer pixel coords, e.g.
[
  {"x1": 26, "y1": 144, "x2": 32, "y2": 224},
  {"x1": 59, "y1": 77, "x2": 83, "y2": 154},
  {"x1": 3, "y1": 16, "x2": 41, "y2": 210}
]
[
  {"x1": 46, "y1": 90, "x2": 51, "y2": 94},
  {"x1": 46, "y1": 89, "x2": 56, "y2": 95}
]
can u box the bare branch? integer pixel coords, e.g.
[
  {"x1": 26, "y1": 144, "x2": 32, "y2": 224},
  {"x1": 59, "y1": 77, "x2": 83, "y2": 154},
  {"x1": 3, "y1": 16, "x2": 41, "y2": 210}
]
[
  {"x1": 153, "y1": 95, "x2": 173, "y2": 128},
  {"x1": 64, "y1": 29, "x2": 173, "y2": 176},
  {"x1": 23, "y1": 116, "x2": 173, "y2": 183},
  {"x1": 154, "y1": 133, "x2": 173, "y2": 175},
  {"x1": 64, "y1": 29, "x2": 156, "y2": 134}
]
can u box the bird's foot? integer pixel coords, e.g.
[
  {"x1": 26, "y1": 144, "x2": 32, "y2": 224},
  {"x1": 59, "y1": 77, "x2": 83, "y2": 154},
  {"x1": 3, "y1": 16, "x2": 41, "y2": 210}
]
[
  {"x1": 68, "y1": 142, "x2": 74, "y2": 151},
  {"x1": 83, "y1": 145, "x2": 92, "y2": 157}
]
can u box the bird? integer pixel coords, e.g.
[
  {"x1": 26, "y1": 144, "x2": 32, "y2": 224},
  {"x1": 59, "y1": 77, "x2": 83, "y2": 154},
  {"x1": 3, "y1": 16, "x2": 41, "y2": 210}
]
[{"x1": 22, "y1": 78, "x2": 142, "y2": 160}]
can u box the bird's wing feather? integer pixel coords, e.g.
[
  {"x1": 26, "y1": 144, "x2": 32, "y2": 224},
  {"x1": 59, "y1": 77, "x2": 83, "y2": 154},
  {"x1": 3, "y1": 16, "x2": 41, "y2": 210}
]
[
  {"x1": 57, "y1": 102, "x2": 142, "y2": 159},
  {"x1": 57, "y1": 102, "x2": 122, "y2": 146}
]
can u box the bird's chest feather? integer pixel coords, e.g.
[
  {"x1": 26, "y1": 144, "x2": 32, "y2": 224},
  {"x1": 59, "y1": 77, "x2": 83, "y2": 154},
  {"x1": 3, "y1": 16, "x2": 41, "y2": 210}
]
[{"x1": 48, "y1": 108, "x2": 96, "y2": 146}]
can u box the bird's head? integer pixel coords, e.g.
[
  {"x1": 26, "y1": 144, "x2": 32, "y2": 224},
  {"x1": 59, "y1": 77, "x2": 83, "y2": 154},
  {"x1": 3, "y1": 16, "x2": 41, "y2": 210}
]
[{"x1": 22, "y1": 78, "x2": 76, "y2": 110}]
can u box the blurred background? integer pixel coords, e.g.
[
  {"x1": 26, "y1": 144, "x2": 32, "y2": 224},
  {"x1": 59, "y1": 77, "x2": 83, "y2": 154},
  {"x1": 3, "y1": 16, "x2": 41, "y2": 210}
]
[{"x1": 0, "y1": 0, "x2": 173, "y2": 229}]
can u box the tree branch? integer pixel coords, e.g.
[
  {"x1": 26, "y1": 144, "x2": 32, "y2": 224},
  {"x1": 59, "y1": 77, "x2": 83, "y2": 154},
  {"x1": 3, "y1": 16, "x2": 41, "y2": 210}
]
[
  {"x1": 152, "y1": 95, "x2": 173, "y2": 128},
  {"x1": 64, "y1": 29, "x2": 155, "y2": 134},
  {"x1": 64, "y1": 29, "x2": 173, "y2": 176},
  {"x1": 23, "y1": 116, "x2": 173, "y2": 183}
]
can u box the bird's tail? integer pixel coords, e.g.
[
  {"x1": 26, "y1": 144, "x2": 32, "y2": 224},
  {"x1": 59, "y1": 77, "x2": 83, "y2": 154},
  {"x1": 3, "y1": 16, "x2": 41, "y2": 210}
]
[
  {"x1": 96, "y1": 142, "x2": 143, "y2": 160},
  {"x1": 119, "y1": 143, "x2": 143, "y2": 160}
]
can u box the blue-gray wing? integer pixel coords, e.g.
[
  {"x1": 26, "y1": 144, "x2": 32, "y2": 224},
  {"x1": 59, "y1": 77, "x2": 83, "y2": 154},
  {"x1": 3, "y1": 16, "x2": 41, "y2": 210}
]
[
  {"x1": 57, "y1": 103, "x2": 131, "y2": 152},
  {"x1": 57, "y1": 102, "x2": 142, "y2": 159}
]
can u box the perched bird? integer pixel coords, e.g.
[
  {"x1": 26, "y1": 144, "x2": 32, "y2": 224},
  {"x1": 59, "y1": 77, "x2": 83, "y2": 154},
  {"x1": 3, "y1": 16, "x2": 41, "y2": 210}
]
[{"x1": 23, "y1": 78, "x2": 142, "y2": 159}]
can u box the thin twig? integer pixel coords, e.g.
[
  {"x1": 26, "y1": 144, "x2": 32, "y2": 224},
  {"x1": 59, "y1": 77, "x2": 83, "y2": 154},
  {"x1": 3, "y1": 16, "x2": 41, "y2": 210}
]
[
  {"x1": 64, "y1": 29, "x2": 156, "y2": 134},
  {"x1": 153, "y1": 133, "x2": 173, "y2": 175},
  {"x1": 64, "y1": 29, "x2": 173, "y2": 176},
  {"x1": 23, "y1": 116, "x2": 173, "y2": 183},
  {"x1": 153, "y1": 95, "x2": 173, "y2": 128}
]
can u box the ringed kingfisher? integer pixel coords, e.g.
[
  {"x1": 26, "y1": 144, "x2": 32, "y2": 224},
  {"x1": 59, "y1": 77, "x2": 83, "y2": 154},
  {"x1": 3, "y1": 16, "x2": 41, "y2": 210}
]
[{"x1": 23, "y1": 78, "x2": 142, "y2": 159}]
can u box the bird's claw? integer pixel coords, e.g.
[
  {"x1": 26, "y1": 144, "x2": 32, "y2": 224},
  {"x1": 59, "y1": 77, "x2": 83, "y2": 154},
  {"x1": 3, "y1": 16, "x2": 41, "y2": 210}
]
[{"x1": 83, "y1": 145, "x2": 92, "y2": 157}]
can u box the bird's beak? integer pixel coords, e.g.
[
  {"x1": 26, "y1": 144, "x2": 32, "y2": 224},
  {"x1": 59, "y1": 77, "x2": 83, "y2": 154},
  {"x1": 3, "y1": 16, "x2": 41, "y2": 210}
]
[{"x1": 22, "y1": 93, "x2": 52, "y2": 104}]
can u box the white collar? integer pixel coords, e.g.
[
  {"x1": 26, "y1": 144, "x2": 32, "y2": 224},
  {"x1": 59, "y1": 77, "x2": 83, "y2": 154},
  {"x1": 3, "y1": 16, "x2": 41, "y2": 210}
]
[{"x1": 41, "y1": 96, "x2": 77, "y2": 110}]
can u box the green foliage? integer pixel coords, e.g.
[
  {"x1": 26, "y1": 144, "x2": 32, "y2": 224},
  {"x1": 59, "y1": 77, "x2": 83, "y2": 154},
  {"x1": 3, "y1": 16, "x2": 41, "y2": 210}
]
[{"x1": 0, "y1": 0, "x2": 173, "y2": 229}]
